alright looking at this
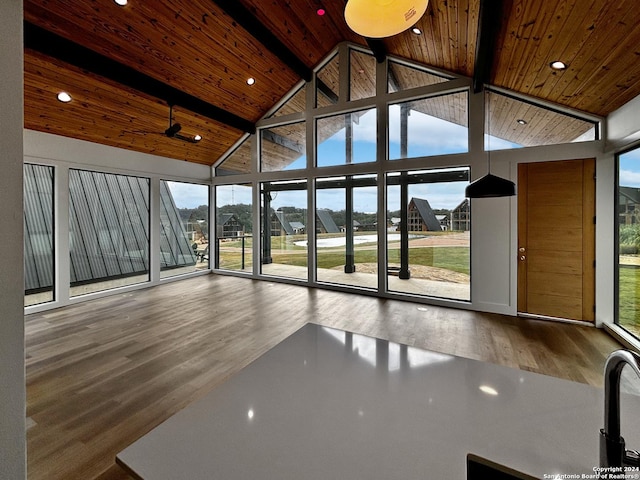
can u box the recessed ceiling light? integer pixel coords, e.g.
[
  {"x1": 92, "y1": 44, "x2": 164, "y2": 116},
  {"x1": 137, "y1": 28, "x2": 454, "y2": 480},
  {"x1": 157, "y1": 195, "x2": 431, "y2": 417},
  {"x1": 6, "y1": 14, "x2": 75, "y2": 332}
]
[
  {"x1": 516, "y1": 119, "x2": 527, "y2": 125},
  {"x1": 412, "y1": 27, "x2": 422, "y2": 35},
  {"x1": 114, "y1": 0, "x2": 128, "y2": 5},
  {"x1": 550, "y1": 60, "x2": 567, "y2": 70},
  {"x1": 194, "y1": 134, "x2": 202, "y2": 142},
  {"x1": 317, "y1": 8, "x2": 325, "y2": 16},
  {"x1": 57, "y1": 92, "x2": 72, "y2": 103},
  {"x1": 246, "y1": 77, "x2": 256, "y2": 86}
]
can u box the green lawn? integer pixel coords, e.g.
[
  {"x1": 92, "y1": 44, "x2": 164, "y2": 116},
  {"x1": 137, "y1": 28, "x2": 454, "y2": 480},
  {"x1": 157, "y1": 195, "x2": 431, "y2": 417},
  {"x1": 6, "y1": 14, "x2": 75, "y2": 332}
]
[
  {"x1": 218, "y1": 234, "x2": 470, "y2": 276},
  {"x1": 619, "y1": 265, "x2": 640, "y2": 331}
]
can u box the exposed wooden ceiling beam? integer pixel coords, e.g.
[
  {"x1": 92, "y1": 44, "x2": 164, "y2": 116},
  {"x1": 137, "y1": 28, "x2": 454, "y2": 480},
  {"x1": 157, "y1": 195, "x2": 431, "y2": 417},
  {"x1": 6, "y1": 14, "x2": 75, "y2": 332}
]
[
  {"x1": 23, "y1": 21, "x2": 256, "y2": 134},
  {"x1": 210, "y1": 1, "x2": 313, "y2": 82},
  {"x1": 473, "y1": 0, "x2": 504, "y2": 93},
  {"x1": 364, "y1": 38, "x2": 387, "y2": 64},
  {"x1": 262, "y1": 130, "x2": 305, "y2": 155}
]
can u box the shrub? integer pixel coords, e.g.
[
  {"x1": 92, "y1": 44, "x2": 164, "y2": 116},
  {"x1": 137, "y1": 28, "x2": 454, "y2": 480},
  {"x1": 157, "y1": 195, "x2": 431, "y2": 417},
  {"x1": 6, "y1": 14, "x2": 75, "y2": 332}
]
[
  {"x1": 620, "y1": 244, "x2": 639, "y2": 255},
  {"x1": 619, "y1": 224, "x2": 640, "y2": 250}
]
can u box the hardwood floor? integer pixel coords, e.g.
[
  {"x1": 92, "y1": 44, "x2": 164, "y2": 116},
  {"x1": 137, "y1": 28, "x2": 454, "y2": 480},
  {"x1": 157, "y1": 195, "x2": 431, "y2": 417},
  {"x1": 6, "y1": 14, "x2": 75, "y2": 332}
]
[{"x1": 26, "y1": 274, "x2": 623, "y2": 480}]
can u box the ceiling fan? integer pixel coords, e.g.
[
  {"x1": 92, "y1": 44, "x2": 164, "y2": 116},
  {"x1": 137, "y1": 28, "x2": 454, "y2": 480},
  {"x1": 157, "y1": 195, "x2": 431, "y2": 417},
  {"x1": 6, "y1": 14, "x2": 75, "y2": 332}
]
[{"x1": 164, "y1": 105, "x2": 202, "y2": 143}]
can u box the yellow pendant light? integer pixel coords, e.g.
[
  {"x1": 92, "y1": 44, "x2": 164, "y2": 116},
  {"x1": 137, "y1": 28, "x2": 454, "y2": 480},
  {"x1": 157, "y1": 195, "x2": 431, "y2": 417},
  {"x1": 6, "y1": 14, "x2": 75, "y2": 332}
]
[{"x1": 344, "y1": 0, "x2": 429, "y2": 38}]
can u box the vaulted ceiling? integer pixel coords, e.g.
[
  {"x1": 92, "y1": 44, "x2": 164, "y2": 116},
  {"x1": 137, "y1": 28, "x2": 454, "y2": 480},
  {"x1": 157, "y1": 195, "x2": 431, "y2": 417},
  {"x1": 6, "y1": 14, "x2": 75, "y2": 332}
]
[{"x1": 23, "y1": 0, "x2": 640, "y2": 166}]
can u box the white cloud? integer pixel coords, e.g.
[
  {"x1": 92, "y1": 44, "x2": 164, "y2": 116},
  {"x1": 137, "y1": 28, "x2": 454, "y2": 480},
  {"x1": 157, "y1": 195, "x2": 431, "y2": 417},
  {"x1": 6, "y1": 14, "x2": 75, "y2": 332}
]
[
  {"x1": 166, "y1": 181, "x2": 209, "y2": 209},
  {"x1": 620, "y1": 169, "x2": 640, "y2": 188}
]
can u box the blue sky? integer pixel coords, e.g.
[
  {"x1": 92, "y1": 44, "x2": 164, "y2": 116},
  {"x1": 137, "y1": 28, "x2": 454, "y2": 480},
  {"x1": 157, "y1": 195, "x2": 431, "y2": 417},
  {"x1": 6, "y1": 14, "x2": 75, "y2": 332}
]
[{"x1": 620, "y1": 148, "x2": 640, "y2": 187}]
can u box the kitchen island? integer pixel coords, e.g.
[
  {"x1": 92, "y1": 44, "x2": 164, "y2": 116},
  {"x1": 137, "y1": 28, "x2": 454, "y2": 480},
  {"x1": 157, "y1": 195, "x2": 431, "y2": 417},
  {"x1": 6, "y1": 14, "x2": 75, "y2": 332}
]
[{"x1": 117, "y1": 323, "x2": 640, "y2": 479}]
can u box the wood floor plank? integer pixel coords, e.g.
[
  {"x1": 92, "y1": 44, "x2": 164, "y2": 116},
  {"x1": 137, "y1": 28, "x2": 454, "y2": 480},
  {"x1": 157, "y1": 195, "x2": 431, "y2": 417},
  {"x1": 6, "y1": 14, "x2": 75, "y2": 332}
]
[{"x1": 25, "y1": 274, "x2": 624, "y2": 480}]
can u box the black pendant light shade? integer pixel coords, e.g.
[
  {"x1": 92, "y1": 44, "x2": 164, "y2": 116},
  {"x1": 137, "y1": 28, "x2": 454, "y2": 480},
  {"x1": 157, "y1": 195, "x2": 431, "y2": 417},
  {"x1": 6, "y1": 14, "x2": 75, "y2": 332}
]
[{"x1": 465, "y1": 173, "x2": 516, "y2": 198}]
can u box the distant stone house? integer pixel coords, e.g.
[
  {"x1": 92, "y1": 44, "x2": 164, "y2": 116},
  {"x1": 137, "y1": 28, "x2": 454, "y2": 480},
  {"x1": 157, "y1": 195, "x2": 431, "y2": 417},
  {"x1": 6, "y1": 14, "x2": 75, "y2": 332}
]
[
  {"x1": 407, "y1": 197, "x2": 443, "y2": 232},
  {"x1": 451, "y1": 199, "x2": 470, "y2": 231},
  {"x1": 217, "y1": 213, "x2": 243, "y2": 238},
  {"x1": 619, "y1": 186, "x2": 640, "y2": 225}
]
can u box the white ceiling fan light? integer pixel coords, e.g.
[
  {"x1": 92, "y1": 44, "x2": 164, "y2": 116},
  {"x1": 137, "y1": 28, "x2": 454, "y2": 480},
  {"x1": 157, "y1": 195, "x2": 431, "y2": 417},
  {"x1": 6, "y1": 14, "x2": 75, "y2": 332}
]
[{"x1": 344, "y1": 0, "x2": 429, "y2": 38}]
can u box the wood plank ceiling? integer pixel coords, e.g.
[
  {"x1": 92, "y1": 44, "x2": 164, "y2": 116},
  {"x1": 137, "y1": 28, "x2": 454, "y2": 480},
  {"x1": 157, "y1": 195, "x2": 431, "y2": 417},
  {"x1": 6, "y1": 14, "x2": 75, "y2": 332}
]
[{"x1": 22, "y1": 0, "x2": 640, "y2": 167}]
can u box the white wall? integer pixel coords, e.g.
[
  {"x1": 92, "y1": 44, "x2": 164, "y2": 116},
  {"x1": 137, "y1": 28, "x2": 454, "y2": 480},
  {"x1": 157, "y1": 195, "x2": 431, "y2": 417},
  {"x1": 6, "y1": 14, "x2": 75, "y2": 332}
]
[
  {"x1": 607, "y1": 93, "x2": 640, "y2": 150},
  {"x1": 24, "y1": 130, "x2": 211, "y2": 182},
  {"x1": 0, "y1": 0, "x2": 26, "y2": 478}
]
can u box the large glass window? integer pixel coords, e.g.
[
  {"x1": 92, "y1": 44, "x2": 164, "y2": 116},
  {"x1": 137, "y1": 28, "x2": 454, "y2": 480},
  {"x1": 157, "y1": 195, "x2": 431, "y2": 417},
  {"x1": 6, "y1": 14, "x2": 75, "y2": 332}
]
[
  {"x1": 261, "y1": 180, "x2": 308, "y2": 280},
  {"x1": 316, "y1": 175, "x2": 378, "y2": 289},
  {"x1": 69, "y1": 169, "x2": 150, "y2": 296},
  {"x1": 389, "y1": 92, "x2": 469, "y2": 160},
  {"x1": 618, "y1": 147, "x2": 640, "y2": 338},
  {"x1": 316, "y1": 53, "x2": 339, "y2": 108},
  {"x1": 270, "y1": 85, "x2": 306, "y2": 118},
  {"x1": 160, "y1": 181, "x2": 208, "y2": 279},
  {"x1": 350, "y1": 49, "x2": 376, "y2": 101},
  {"x1": 24, "y1": 164, "x2": 54, "y2": 306},
  {"x1": 317, "y1": 109, "x2": 376, "y2": 167},
  {"x1": 216, "y1": 137, "x2": 252, "y2": 176},
  {"x1": 386, "y1": 168, "x2": 470, "y2": 301},
  {"x1": 388, "y1": 60, "x2": 450, "y2": 93},
  {"x1": 486, "y1": 90, "x2": 598, "y2": 150},
  {"x1": 216, "y1": 183, "x2": 253, "y2": 272},
  {"x1": 261, "y1": 122, "x2": 307, "y2": 172}
]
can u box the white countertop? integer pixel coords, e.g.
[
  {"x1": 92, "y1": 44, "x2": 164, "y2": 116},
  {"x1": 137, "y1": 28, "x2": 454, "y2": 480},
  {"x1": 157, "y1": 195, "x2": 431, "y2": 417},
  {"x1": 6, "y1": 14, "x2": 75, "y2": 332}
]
[{"x1": 117, "y1": 323, "x2": 640, "y2": 479}]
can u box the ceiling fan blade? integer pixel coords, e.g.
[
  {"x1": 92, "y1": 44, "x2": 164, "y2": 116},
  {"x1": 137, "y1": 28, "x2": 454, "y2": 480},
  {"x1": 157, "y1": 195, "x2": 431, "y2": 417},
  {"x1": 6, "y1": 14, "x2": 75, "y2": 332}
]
[{"x1": 174, "y1": 132, "x2": 200, "y2": 144}]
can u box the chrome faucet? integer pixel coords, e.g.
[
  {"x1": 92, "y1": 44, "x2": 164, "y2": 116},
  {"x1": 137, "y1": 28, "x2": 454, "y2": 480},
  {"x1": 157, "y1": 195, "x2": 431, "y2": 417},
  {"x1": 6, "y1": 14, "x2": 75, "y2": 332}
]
[{"x1": 600, "y1": 349, "x2": 640, "y2": 467}]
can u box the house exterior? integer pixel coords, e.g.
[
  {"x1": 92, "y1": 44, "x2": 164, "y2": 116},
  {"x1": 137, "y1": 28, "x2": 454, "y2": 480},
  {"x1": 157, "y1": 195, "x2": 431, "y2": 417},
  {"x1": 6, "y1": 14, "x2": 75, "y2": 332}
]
[
  {"x1": 451, "y1": 199, "x2": 470, "y2": 232},
  {"x1": 619, "y1": 186, "x2": 640, "y2": 225},
  {"x1": 316, "y1": 209, "x2": 340, "y2": 234},
  {"x1": 217, "y1": 213, "x2": 244, "y2": 238},
  {"x1": 407, "y1": 197, "x2": 443, "y2": 232},
  {"x1": 271, "y1": 211, "x2": 297, "y2": 236}
]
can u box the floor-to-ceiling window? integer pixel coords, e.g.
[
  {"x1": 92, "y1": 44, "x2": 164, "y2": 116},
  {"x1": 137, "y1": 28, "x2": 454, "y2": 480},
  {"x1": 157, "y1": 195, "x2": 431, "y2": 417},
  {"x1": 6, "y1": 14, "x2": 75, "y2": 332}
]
[
  {"x1": 69, "y1": 169, "x2": 150, "y2": 296},
  {"x1": 159, "y1": 181, "x2": 208, "y2": 279},
  {"x1": 617, "y1": 146, "x2": 640, "y2": 338},
  {"x1": 24, "y1": 163, "x2": 54, "y2": 306},
  {"x1": 386, "y1": 168, "x2": 470, "y2": 301},
  {"x1": 216, "y1": 183, "x2": 252, "y2": 272},
  {"x1": 260, "y1": 180, "x2": 308, "y2": 280},
  {"x1": 315, "y1": 175, "x2": 378, "y2": 289},
  {"x1": 210, "y1": 43, "x2": 601, "y2": 309}
]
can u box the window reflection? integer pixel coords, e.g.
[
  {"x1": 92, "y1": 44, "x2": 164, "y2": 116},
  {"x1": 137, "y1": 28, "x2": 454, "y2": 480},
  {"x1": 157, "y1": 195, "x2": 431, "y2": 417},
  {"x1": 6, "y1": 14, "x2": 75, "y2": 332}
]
[
  {"x1": 321, "y1": 326, "x2": 452, "y2": 372},
  {"x1": 69, "y1": 169, "x2": 150, "y2": 296},
  {"x1": 389, "y1": 92, "x2": 468, "y2": 160},
  {"x1": 24, "y1": 164, "x2": 54, "y2": 306}
]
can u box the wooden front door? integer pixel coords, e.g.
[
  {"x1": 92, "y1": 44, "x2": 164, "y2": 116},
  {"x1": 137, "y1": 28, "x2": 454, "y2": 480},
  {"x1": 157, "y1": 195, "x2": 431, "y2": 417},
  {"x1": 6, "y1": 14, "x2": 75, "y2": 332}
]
[{"x1": 517, "y1": 159, "x2": 595, "y2": 322}]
